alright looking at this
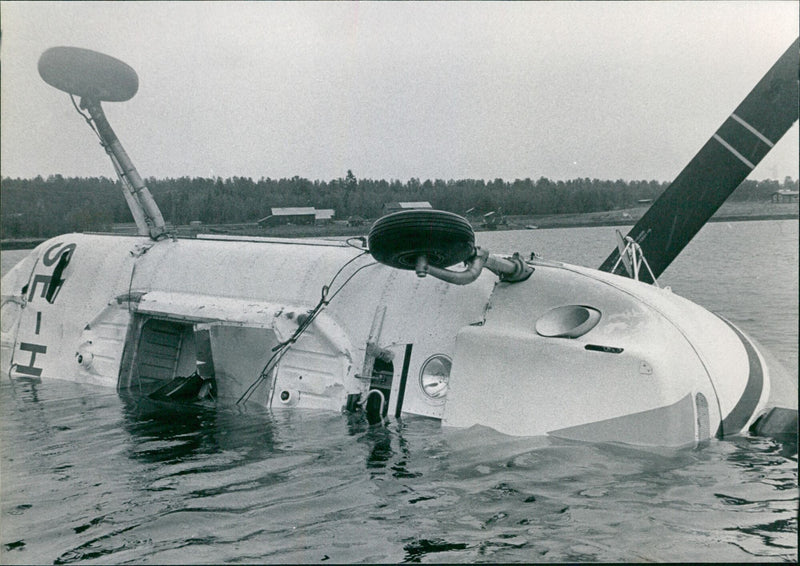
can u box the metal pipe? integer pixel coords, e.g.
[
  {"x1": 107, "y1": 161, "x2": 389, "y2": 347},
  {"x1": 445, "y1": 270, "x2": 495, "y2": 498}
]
[
  {"x1": 81, "y1": 98, "x2": 167, "y2": 239},
  {"x1": 415, "y1": 248, "x2": 533, "y2": 285},
  {"x1": 365, "y1": 389, "x2": 386, "y2": 423},
  {"x1": 415, "y1": 249, "x2": 488, "y2": 285}
]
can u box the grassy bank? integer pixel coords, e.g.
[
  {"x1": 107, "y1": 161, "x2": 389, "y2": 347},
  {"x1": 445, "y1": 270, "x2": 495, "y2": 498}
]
[{"x1": 503, "y1": 201, "x2": 798, "y2": 230}]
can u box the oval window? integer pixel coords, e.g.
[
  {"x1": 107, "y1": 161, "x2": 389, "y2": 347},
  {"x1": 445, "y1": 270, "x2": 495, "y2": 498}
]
[{"x1": 535, "y1": 305, "x2": 601, "y2": 338}]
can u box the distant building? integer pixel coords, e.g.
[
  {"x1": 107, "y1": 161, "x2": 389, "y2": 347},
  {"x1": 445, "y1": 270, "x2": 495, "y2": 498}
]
[
  {"x1": 382, "y1": 201, "x2": 433, "y2": 215},
  {"x1": 315, "y1": 209, "x2": 335, "y2": 225},
  {"x1": 258, "y1": 207, "x2": 316, "y2": 226},
  {"x1": 771, "y1": 190, "x2": 799, "y2": 203}
]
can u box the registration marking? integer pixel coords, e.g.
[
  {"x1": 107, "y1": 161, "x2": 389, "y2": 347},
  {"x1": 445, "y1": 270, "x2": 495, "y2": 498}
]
[
  {"x1": 712, "y1": 134, "x2": 755, "y2": 169},
  {"x1": 730, "y1": 113, "x2": 775, "y2": 147}
]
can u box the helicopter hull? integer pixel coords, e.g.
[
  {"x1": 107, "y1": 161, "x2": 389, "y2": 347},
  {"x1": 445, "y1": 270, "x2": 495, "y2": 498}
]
[
  {"x1": 1, "y1": 233, "x2": 795, "y2": 446},
  {"x1": 444, "y1": 258, "x2": 790, "y2": 445}
]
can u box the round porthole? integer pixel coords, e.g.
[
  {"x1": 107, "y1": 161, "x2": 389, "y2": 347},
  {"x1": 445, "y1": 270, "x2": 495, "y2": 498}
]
[
  {"x1": 419, "y1": 355, "x2": 451, "y2": 400},
  {"x1": 535, "y1": 305, "x2": 601, "y2": 338}
]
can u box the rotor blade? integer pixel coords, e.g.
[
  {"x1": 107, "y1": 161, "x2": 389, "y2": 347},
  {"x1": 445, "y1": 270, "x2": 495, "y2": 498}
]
[{"x1": 599, "y1": 38, "x2": 799, "y2": 282}]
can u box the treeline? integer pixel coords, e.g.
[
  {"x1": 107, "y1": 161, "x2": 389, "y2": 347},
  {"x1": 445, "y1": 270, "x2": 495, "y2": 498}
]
[{"x1": 1, "y1": 173, "x2": 797, "y2": 239}]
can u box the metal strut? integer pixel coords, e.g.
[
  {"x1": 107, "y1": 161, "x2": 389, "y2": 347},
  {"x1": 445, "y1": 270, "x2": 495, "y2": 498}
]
[
  {"x1": 611, "y1": 230, "x2": 660, "y2": 287},
  {"x1": 79, "y1": 97, "x2": 168, "y2": 240}
]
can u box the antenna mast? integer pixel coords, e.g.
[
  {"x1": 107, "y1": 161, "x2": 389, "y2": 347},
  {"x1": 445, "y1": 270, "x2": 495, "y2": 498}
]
[
  {"x1": 80, "y1": 98, "x2": 167, "y2": 239},
  {"x1": 38, "y1": 46, "x2": 168, "y2": 240}
]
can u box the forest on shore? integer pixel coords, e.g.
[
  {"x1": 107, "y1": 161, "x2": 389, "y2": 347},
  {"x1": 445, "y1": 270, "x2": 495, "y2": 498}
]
[{"x1": 1, "y1": 172, "x2": 797, "y2": 239}]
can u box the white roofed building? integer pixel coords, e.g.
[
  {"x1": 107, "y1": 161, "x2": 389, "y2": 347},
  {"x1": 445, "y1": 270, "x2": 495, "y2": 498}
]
[
  {"x1": 257, "y1": 207, "x2": 316, "y2": 226},
  {"x1": 315, "y1": 209, "x2": 335, "y2": 224},
  {"x1": 381, "y1": 201, "x2": 433, "y2": 215}
]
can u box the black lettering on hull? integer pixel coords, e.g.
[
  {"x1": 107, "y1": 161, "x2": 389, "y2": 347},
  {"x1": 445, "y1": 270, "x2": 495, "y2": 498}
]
[{"x1": 16, "y1": 343, "x2": 47, "y2": 377}]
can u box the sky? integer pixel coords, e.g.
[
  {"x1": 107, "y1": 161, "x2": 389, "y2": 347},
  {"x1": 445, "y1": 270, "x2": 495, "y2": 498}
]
[{"x1": 1, "y1": 1, "x2": 798, "y2": 183}]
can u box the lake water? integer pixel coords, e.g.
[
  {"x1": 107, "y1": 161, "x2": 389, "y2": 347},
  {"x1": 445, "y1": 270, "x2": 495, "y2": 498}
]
[{"x1": 1, "y1": 220, "x2": 797, "y2": 563}]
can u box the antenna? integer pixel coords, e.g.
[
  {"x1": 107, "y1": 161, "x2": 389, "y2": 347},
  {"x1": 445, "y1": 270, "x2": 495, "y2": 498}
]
[{"x1": 38, "y1": 47, "x2": 167, "y2": 240}]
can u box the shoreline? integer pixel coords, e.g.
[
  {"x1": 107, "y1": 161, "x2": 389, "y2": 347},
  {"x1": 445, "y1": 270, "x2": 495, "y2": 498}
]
[
  {"x1": 502, "y1": 212, "x2": 798, "y2": 231},
  {"x1": 2, "y1": 208, "x2": 796, "y2": 251}
]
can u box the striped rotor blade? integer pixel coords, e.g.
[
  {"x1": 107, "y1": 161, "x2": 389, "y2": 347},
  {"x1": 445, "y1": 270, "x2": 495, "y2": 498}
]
[{"x1": 599, "y1": 38, "x2": 799, "y2": 282}]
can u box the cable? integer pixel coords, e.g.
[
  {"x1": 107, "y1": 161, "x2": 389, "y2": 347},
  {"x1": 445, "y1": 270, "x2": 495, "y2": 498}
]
[
  {"x1": 236, "y1": 253, "x2": 377, "y2": 405},
  {"x1": 127, "y1": 263, "x2": 136, "y2": 313},
  {"x1": 326, "y1": 261, "x2": 377, "y2": 303},
  {"x1": 238, "y1": 257, "x2": 377, "y2": 404},
  {"x1": 345, "y1": 236, "x2": 368, "y2": 250},
  {"x1": 238, "y1": 342, "x2": 290, "y2": 405},
  {"x1": 275, "y1": 250, "x2": 372, "y2": 347},
  {"x1": 324, "y1": 250, "x2": 370, "y2": 292},
  {"x1": 255, "y1": 262, "x2": 376, "y2": 405},
  {"x1": 365, "y1": 389, "x2": 386, "y2": 424},
  {"x1": 263, "y1": 261, "x2": 378, "y2": 407},
  {"x1": 70, "y1": 94, "x2": 104, "y2": 144}
]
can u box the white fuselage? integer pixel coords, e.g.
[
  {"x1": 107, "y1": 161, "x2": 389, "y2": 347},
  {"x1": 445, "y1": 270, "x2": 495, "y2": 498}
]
[{"x1": 1, "y1": 233, "x2": 793, "y2": 446}]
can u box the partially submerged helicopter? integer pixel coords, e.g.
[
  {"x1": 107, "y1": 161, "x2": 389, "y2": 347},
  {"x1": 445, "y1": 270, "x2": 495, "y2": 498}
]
[{"x1": 2, "y1": 42, "x2": 797, "y2": 447}]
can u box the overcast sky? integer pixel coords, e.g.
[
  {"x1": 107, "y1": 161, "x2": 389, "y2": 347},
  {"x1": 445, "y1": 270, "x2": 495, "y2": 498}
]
[{"x1": 1, "y1": 1, "x2": 797, "y2": 183}]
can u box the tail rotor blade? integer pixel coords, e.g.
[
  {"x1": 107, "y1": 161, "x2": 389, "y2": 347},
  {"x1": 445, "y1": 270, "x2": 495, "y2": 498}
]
[{"x1": 599, "y1": 38, "x2": 799, "y2": 282}]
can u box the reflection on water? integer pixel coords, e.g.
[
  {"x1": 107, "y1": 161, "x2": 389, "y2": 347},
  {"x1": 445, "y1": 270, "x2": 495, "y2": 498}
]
[
  {"x1": 2, "y1": 378, "x2": 797, "y2": 564},
  {"x1": 119, "y1": 393, "x2": 282, "y2": 467}
]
